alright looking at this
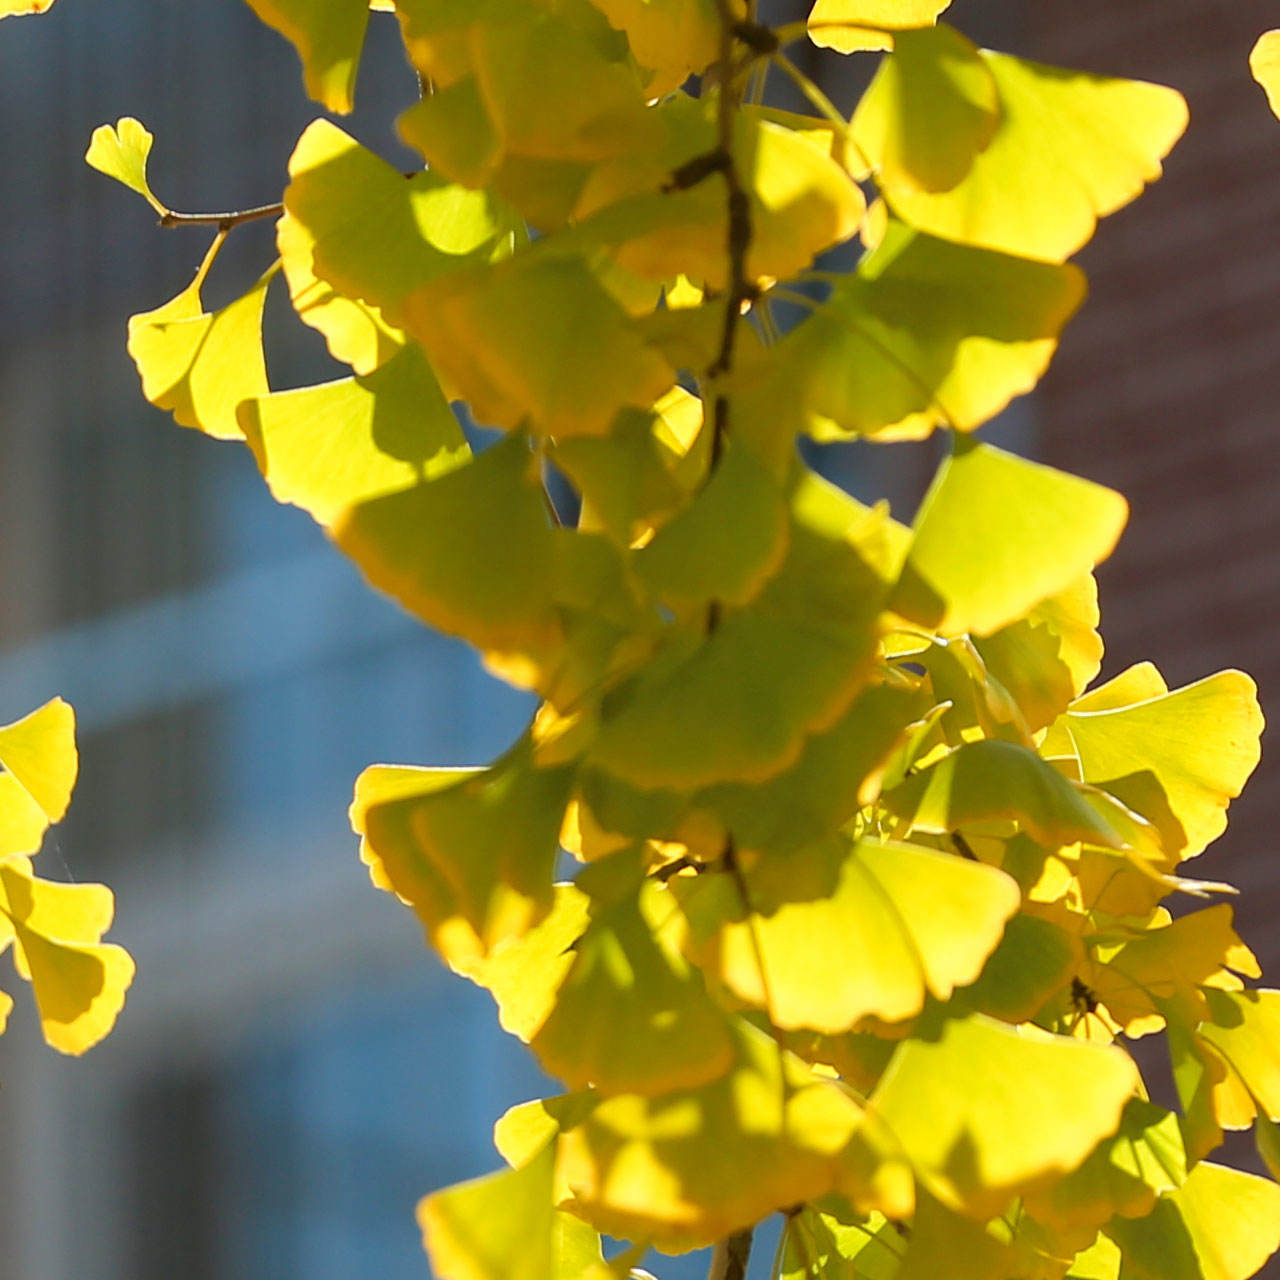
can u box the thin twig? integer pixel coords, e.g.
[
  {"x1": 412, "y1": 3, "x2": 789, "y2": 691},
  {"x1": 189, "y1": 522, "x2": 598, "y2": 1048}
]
[
  {"x1": 159, "y1": 202, "x2": 284, "y2": 231},
  {"x1": 708, "y1": 1227, "x2": 754, "y2": 1280}
]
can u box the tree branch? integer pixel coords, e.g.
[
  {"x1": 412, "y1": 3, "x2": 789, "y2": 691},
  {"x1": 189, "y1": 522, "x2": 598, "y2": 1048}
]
[
  {"x1": 708, "y1": 1226, "x2": 754, "y2": 1280},
  {"x1": 159, "y1": 202, "x2": 284, "y2": 231}
]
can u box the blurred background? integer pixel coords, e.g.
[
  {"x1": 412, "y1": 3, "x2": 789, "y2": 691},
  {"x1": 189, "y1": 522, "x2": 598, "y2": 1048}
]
[{"x1": 0, "y1": 1, "x2": 1276, "y2": 1276}]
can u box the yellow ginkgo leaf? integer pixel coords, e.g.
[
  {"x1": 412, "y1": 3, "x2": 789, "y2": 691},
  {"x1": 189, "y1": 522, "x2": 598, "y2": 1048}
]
[
  {"x1": 351, "y1": 739, "x2": 575, "y2": 968},
  {"x1": 588, "y1": 0, "x2": 721, "y2": 94},
  {"x1": 556, "y1": 1021, "x2": 864, "y2": 1249},
  {"x1": 678, "y1": 836, "x2": 1020, "y2": 1032},
  {"x1": 238, "y1": 344, "x2": 468, "y2": 528},
  {"x1": 781, "y1": 1201, "x2": 905, "y2": 1280},
  {"x1": 845, "y1": 1014, "x2": 1140, "y2": 1219},
  {"x1": 243, "y1": 0, "x2": 372, "y2": 113},
  {"x1": 0, "y1": 697, "x2": 77, "y2": 833},
  {"x1": 0, "y1": 858, "x2": 134, "y2": 1055},
  {"x1": 84, "y1": 117, "x2": 166, "y2": 215},
  {"x1": 276, "y1": 208, "x2": 404, "y2": 374},
  {"x1": 1250, "y1": 31, "x2": 1280, "y2": 120},
  {"x1": 958, "y1": 913, "x2": 1082, "y2": 1025},
  {"x1": 1103, "y1": 1161, "x2": 1280, "y2": 1280},
  {"x1": 531, "y1": 880, "x2": 737, "y2": 1094},
  {"x1": 127, "y1": 240, "x2": 274, "y2": 441},
  {"x1": 884, "y1": 739, "x2": 1124, "y2": 850},
  {"x1": 1054, "y1": 670, "x2": 1264, "y2": 861},
  {"x1": 883, "y1": 51, "x2": 1188, "y2": 262},
  {"x1": 1198, "y1": 988, "x2": 1280, "y2": 1126},
  {"x1": 895, "y1": 1190, "x2": 1019, "y2": 1280},
  {"x1": 851, "y1": 23, "x2": 999, "y2": 194},
  {"x1": 807, "y1": 0, "x2": 952, "y2": 54},
  {"x1": 892, "y1": 439, "x2": 1128, "y2": 637},
  {"x1": 0, "y1": 0, "x2": 55, "y2": 17}
]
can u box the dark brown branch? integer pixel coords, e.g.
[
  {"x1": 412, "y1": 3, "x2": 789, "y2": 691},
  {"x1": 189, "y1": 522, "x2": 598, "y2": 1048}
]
[
  {"x1": 708, "y1": 1227, "x2": 754, "y2": 1280},
  {"x1": 950, "y1": 831, "x2": 979, "y2": 861},
  {"x1": 159, "y1": 202, "x2": 284, "y2": 231}
]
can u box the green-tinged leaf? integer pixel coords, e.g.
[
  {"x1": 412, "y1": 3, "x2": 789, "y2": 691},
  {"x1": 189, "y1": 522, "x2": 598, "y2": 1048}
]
[
  {"x1": 845, "y1": 1014, "x2": 1140, "y2": 1219},
  {"x1": 678, "y1": 836, "x2": 1020, "y2": 1032},
  {"x1": 1198, "y1": 987, "x2": 1280, "y2": 1125},
  {"x1": 243, "y1": 0, "x2": 371, "y2": 113},
  {"x1": 350, "y1": 740, "x2": 575, "y2": 968},
  {"x1": 85, "y1": 117, "x2": 166, "y2": 214},
  {"x1": 896, "y1": 1190, "x2": 1019, "y2": 1280},
  {"x1": 973, "y1": 576, "x2": 1103, "y2": 732},
  {"x1": 1104, "y1": 1161, "x2": 1280, "y2": 1280},
  {"x1": 126, "y1": 245, "x2": 273, "y2": 441},
  {"x1": 1068, "y1": 1234, "x2": 1122, "y2": 1280},
  {"x1": 778, "y1": 223, "x2": 1084, "y2": 441},
  {"x1": 1022, "y1": 1098, "x2": 1186, "y2": 1232},
  {"x1": 556, "y1": 1021, "x2": 864, "y2": 1249},
  {"x1": 1250, "y1": 31, "x2": 1280, "y2": 119},
  {"x1": 851, "y1": 24, "x2": 998, "y2": 194},
  {"x1": 634, "y1": 442, "x2": 788, "y2": 609},
  {"x1": 400, "y1": 255, "x2": 675, "y2": 437},
  {"x1": 531, "y1": 879, "x2": 737, "y2": 1093},
  {"x1": 884, "y1": 739, "x2": 1123, "y2": 849},
  {"x1": 1055, "y1": 670, "x2": 1264, "y2": 860},
  {"x1": 283, "y1": 119, "x2": 517, "y2": 326},
  {"x1": 807, "y1": 0, "x2": 952, "y2": 53},
  {"x1": 1255, "y1": 1112, "x2": 1280, "y2": 1183},
  {"x1": 892, "y1": 439, "x2": 1127, "y2": 635},
  {"x1": 883, "y1": 51, "x2": 1188, "y2": 262},
  {"x1": 239, "y1": 344, "x2": 468, "y2": 527},
  {"x1": 0, "y1": 697, "x2": 77, "y2": 833},
  {"x1": 0, "y1": 858, "x2": 134, "y2": 1054},
  {"x1": 782, "y1": 1201, "x2": 905, "y2": 1280},
  {"x1": 276, "y1": 208, "x2": 404, "y2": 374},
  {"x1": 419, "y1": 1141, "x2": 558, "y2": 1280},
  {"x1": 959, "y1": 913, "x2": 1081, "y2": 1024},
  {"x1": 455, "y1": 883, "x2": 591, "y2": 1042}
]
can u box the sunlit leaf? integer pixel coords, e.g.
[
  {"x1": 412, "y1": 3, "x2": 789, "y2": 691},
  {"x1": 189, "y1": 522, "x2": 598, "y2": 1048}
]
[
  {"x1": 851, "y1": 23, "x2": 998, "y2": 194},
  {"x1": 239, "y1": 344, "x2": 468, "y2": 527},
  {"x1": 0, "y1": 858, "x2": 134, "y2": 1054},
  {"x1": 882, "y1": 51, "x2": 1188, "y2": 262},
  {"x1": 85, "y1": 117, "x2": 166, "y2": 215},
  {"x1": 1104, "y1": 1161, "x2": 1280, "y2": 1280},
  {"x1": 1250, "y1": 31, "x2": 1280, "y2": 120},
  {"x1": 678, "y1": 836, "x2": 1019, "y2": 1032},
  {"x1": 127, "y1": 242, "x2": 273, "y2": 441},
  {"x1": 781, "y1": 1200, "x2": 905, "y2": 1280},
  {"x1": 351, "y1": 739, "x2": 575, "y2": 967},
  {"x1": 1198, "y1": 988, "x2": 1280, "y2": 1126},
  {"x1": 959, "y1": 913, "x2": 1081, "y2": 1025},
  {"x1": 777, "y1": 222, "x2": 1085, "y2": 441},
  {"x1": 0, "y1": 0, "x2": 56, "y2": 15},
  {"x1": 587, "y1": 0, "x2": 720, "y2": 94},
  {"x1": 892, "y1": 438, "x2": 1127, "y2": 636},
  {"x1": 556, "y1": 1021, "x2": 864, "y2": 1249},
  {"x1": 844, "y1": 1014, "x2": 1140, "y2": 1218},
  {"x1": 1054, "y1": 670, "x2": 1263, "y2": 860},
  {"x1": 243, "y1": 0, "x2": 372, "y2": 113},
  {"x1": 807, "y1": 0, "x2": 952, "y2": 54},
  {"x1": 0, "y1": 697, "x2": 77, "y2": 834}
]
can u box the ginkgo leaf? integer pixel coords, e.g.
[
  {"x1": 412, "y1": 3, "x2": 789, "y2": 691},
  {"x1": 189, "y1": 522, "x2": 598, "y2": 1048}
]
[
  {"x1": 1250, "y1": 31, "x2": 1280, "y2": 119},
  {"x1": 850, "y1": 24, "x2": 999, "y2": 194},
  {"x1": 238, "y1": 344, "x2": 468, "y2": 527},
  {"x1": 276, "y1": 208, "x2": 404, "y2": 374},
  {"x1": 0, "y1": 858, "x2": 134, "y2": 1055},
  {"x1": 588, "y1": 0, "x2": 720, "y2": 94},
  {"x1": 882, "y1": 51, "x2": 1188, "y2": 262},
  {"x1": 399, "y1": 254, "x2": 675, "y2": 437},
  {"x1": 243, "y1": 0, "x2": 371, "y2": 113},
  {"x1": 283, "y1": 119, "x2": 518, "y2": 326},
  {"x1": 0, "y1": 0, "x2": 55, "y2": 14},
  {"x1": 892, "y1": 438, "x2": 1128, "y2": 636},
  {"x1": 781, "y1": 1201, "x2": 905, "y2": 1280},
  {"x1": 1021, "y1": 1098, "x2": 1185, "y2": 1232},
  {"x1": 556, "y1": 1021, "x2": 864, "y2": 1249},
  {"x1": 85, "y1": 117, "x2": 166, "y2": 215},
  {"x1": 1197, "y1": 988, "x2": 1280, "y2": 1125},
  {"x1": 844, "y1": 1014, "x2": 1140, "y2": 1219},
  {"x1": 895, "y1": 1190, "x2": 1019, "y2": 1280},
  {"x1": 0, "y1": 697, "x2": 77, "y2": 832},
  {"x1": 678, "y1": 836, "x2": 1020, "y2": 1032},
  {"x1": 127, "y1": 244, "x2": 274, "y2": 441},
  {"x1": 1103, "y1": 1161, "x2": 1280, "y2": 1280},
  {"x1": 1054, "y1": 670, "x2": 1263, "y2": 860},
  {"x1": 351, "y1": 739, "x2": 575, "y2": 967},
  {"x1": 807, "y1": 0, "x2": 952, "y2": 54},
  {"x1": 958, "y1": 913, "x2": 1081, "y2": 1025},
  {"x1": 531, "y1": 879, "x2": 737, "y2": 1093},
  {"x1": 634, "y1": 441, "x2": 789, "y2": 609},
  {"x1": 778, "y1": 222, "x2": 1085, "y2": 441},
  {"x1": 885, "y1": 739, "x2": 1124, "y2": 850}
]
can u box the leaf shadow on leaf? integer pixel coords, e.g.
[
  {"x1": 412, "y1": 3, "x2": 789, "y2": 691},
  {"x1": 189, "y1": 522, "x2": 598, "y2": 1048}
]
[{"x1": 1094, "y1": 770, "x2": 1187, "y2": 857}]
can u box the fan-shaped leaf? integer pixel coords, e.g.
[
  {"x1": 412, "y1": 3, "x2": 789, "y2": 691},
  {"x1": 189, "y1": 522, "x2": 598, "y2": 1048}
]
[
  {"x1": 1250, "y1": 31, "x2": 1280, "y2": 119},
  {"x1": 807, "y1": 0, "x2": 952, "y2": 53},
  {"x1": 85, "y1": 117, "x2": 166, "y2": 214},
  {"x1": 243, "y1": 0, "x2": 372, "y2": 113}
]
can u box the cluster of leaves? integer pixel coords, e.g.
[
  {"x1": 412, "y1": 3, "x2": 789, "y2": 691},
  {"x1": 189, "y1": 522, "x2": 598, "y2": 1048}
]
[
  {"x1": 90, "y1": 1, "x2": 1280, "y2": 1278},
  {"x1": 0, "y1": 0, "x2": 134, "y2": 1067}
]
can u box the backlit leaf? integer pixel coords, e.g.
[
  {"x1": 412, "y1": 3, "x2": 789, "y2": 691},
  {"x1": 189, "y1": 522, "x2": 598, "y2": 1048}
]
[
  {"x1": 587, "y1": 0, "x2": 720, "y2": 94},
  {"x1": 0, "y1": 0, "x2": 56, "y2": 15},
  {"x1": 239, "y1": 343, "x2": 468, "y2": 527},
  {"x1": 883, "y1": 52, "x2": 1188, "y2": 262},
  {"x1": 1250, "y1": 31, "x2": 1280, "y2": 120},
  {"x1": 85, "y1": 117, "x2": 166, "y2": 214},
  {"x1": 892, "y1": 438, "x2": 1127, "y2": 636},
  {"x1": 781, "y1": 1201, "x2": 905, "y2": 1280},
  {"x1": 243, "y1": 0, "x2": 371, "y2": 113},
  {"x1": 807, "y1": 0, "x2": 953, "y2": 54},
  {"x1": 1198, "y1": 988, "x2": 1280, "y2": 1125},
  {"x1": 959, "y1": 913, "x2": 1081, "y2": 1025},
  {"x1": 0, "y1": 697, "x2": 77, "y2": 833}
]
